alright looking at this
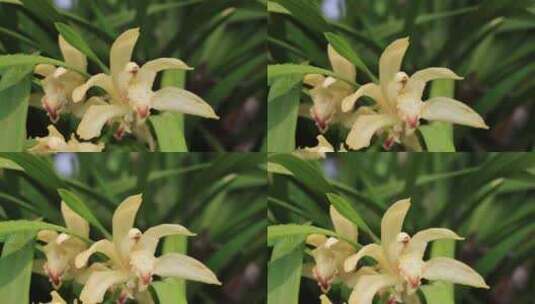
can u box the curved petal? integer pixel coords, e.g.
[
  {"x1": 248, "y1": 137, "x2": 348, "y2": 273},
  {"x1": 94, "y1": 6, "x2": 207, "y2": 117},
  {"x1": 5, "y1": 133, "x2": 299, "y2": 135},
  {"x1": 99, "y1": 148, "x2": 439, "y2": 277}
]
[
  {"x1": 379, "y1": 37, "x2": 409, "y2": 98},
  {"x1": 422, "y1": 257, "x2": 489, "y2": 289},
  {"x1": 304, "y1": 74, "x2": 326, "y2": 87},
  {"x1": 136, "y1": 224, "x2": 195, "y2": 254},
  {"x1": 381, "y1": 198, "x2": 411, "y2": 261},
  {"x1": 344, "y1": 244, "x2": 388, "y2": 272},
  {"x1": 112, "y1": 194, "x2": 143, "y2": 252},
  {"x1": 72, "y1": 73, "x2": 119, "y2": 103},
  {"x1": 341, "y1": 83, "x2": 384, "y2": 112},
  {"x1": 110, "y1": 28, "x2": 140, "y2": 80},
  {"x1": 154, "y1": 253, "x2": 221, "y2": 285},
  {"x1": 76, "y1": 104, "x2": 130, "y2": 140},
  {"x1": 306, "y1": 234, "x2": 327, "y2": 248},
  {"x1": 328, "y1": 44, "x2": 355, "y2": 81},
  {"x1": 79, "y1": 270, "x2": 130, "y2": 304},
  {"x1": 329, "y1": 205, "x2": 358, "y2": 242},
  {"x1": 61, "y1": 201, "x2": 89, "y2": 238},
  {"x1": 348, "y1": 274, "x2": 397, "y2": 304},
  {"x1": 138, "y1": 58, "x2": 192, "y2": 86},
  {"x1": 37, "y1": 230, "x2": 59, "y2": 243},
  {"x1": 75, "y1": 239, "x2": 121, "y2": 269},
  {"x1": 320, "y1": 295, "x2": 332, "y2": 304},
  {"x1": 46, "y1": 125, "x2": 65, "y2": 139},
  {"x1": 152, "y1": 87, "x2": 219, "y2": 119},
  {"x1": 35, "y1": 64, "x2": 56, "y2": 77},
  {"x1": 421, "y1": 97, "x2": 489, "y2": 129},
  {"x1": 59, "y1": 35, "x2": 87, "y2": 71},
  {"x1": 406, "y1": 228, "x2": 463, "y2": 259},
  {"x1": 49, "y1": 290, "x2": 67, "y2": 304},
  {"x1": 404, "y1": 68, "x2": 462, "y2": 100},
  {"x1": 345, "y1": 114, "x2": 397, "y2": 150}
]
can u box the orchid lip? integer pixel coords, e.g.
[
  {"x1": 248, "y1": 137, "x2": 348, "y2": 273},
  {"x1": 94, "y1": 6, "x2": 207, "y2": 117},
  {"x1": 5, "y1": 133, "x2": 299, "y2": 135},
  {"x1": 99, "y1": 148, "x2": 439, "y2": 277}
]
[{"x1": 136, "y1": 106, "x2": 150, "y2": 119}]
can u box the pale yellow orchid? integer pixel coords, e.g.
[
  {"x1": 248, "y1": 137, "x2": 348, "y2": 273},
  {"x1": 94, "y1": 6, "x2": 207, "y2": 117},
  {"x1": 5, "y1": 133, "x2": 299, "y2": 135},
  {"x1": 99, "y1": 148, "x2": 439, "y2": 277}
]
[
  {"x1": 304, "y1": 45, "x2": 356, "y2": 132},
  {"x1": 28, "y1": 125, "x2": 104, "y2": 154},
  {"x1": 74, "y1": 194, "x2": 221, "y2": 304},
  {"x1": 73, "y1": 28, "x2": 219, "y2": 141},
  {"x1": 294, "y1": 135, "x2": 335, "y2": 160},
  {"x1": 341, "y1": 37, "x2": 488, "y2": 150},
  {"x1": 343, "y1": 199, "x2": 489, "y2": 304},
  {"x1": 41, "y1": 291, "x2": 79, "y2": 304},
  {"x1": 304, "y1": 206, "x2": 358, "y2": 293},
  {"x1": 34, "y1": 36, "x2": 87, "y2": 122},
  {"x1": 37, "y1": 202, "x2": 90, "y2": 288}
]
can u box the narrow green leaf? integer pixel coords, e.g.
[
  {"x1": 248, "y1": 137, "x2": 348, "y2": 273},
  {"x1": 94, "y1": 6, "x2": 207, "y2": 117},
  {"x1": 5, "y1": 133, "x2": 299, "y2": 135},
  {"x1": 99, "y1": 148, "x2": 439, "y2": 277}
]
[
  {"x1": 0, "y1": 75, "x2": 30, "y2": 152},
  {"x1": 267, "y1": 235, "x2": 305, "y2": 304},
  {"x1": 0, "y1": 54, "x2": 88, "y2": 77},
  {"x1": 268, "y1": 64, "x2": 357, "y2": 86},
  {"x1": 268, "y1": 76, "x2": 301, "y2": 152},
  {"x1": 421, "y1": 239, "x2": 455, "y2": 304},
  {"x1": 267, "y1": 223, "x2": 356, "y2": 248},
  {"x1": 0, "y1": 232, "x2": 34, "y2": 304},
  {"x1": 0, "y1": 157, "x2": 23, "y2": 171},
  {"x1": 0, "y1": 64, "x2": 33, "y2": 92},
  {"x1": 0, "y1": 220, "x2": 88, "y2": 242},
  {"x1": 271, "y1": 0, "x2": 329, "y2": 33},
  {"x1": 0, "y1": 153, "x2": 64, "y2": 190}
]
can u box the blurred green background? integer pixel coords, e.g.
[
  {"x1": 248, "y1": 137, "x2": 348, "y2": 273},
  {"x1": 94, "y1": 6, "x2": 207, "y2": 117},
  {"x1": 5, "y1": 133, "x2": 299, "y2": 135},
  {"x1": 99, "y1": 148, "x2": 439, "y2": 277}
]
[
  {"x1": 268, "y1": 152, "x2": 535, "y2": 304},
  {"x1": 0, "y1": 0, "x2": 266, "y2": 151},
  {"x1": 268, "y1": 0, "x2": 535, "y2": 151},
  {"x1": 0, "y1": 152, "x2": 267, "y2": 303}
]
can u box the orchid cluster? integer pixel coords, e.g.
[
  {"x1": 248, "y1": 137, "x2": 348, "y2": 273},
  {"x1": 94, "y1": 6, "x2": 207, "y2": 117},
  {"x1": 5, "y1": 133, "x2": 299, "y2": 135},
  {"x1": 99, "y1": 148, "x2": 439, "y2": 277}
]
[
  {"x1": 37, "y1": 194, "x2": 220, "y2": 304},
  {"x1": 30, "y1": 28, "x2": 218, "y2": 153},
  {"x1": 299, "y1": 37, "x2": 488, "y2": 154},
  {"x1": 304, "y1": 199, "x2": 489, "y2": 304}
]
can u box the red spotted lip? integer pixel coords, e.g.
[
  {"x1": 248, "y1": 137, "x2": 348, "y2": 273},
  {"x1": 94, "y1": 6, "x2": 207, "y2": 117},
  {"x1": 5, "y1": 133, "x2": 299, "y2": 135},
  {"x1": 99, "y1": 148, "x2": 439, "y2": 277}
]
[
  {"x1": 137, "y1": 106, "x2": 150, "y2": 120},
  {"x1": 43, "y1": 102, "x2": 60, "y2": 123}
]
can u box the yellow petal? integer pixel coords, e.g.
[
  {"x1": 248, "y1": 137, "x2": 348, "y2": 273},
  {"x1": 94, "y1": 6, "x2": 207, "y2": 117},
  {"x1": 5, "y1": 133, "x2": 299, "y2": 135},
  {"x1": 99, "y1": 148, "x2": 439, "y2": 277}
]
[
  {"x1": 345, "y1": 114, "x2": 397, "y2": 150},
  {"x1": 348, "y1": 274, "x2": 397, "y2": 304},
  {"x1": 422, "y1": 257, "x2": 489, "y2": 289},
  {"x1": 320, "y1": 295, "x2": 333, "y2": 304},
  {"x1": 37, "y1": 230, "x2": 59, "y2": 243},
  {"x1": 341, "y1": 83, "x2": 384, "y2": 112},
  {"x1": 72, "y1": 73, "x2": 119, "y2": 103},
  {"x1": 344, "y1": 244, "x2": 388, "y2": 272},
  {"x1": 152, "y1": 87, "x2": 219, "y2": 119},
  {"x1": 381, "y1": 198, "x2": 411, "y2": 261},
  {"x1": 35, "y1": 64, "x2": 56, "y2": 77},
  {"x1": 61, "y1": 201, "x2": 89, "y2": 238},
  {"x1": 379, "y1": 37, "x2": 409, "y2": 99},
  {"x1": 421, "y1": 97, "x2": 489, "y2": 129},
  {"x1": 136, "y1": 224, "x2": 195, "y2": 254},
  {"x1": 110, "y1": 28, "x2": 140, "y2": 81},
  {"x1": 329, "y1": 205, "x2": 358, "y2": 242},
  {"x1": 154, "y1": 253, "x2": 221, "y2": 285},
  {"x1": 75, "y1": 239, "x2": 121, "y2": 269},
  {"x1": 404, "y1": 67, "x2": 462, "y2": 100},
  {"x1": 406, "y1": 228, "x2": 463, "y2": 259},
  {"x1": 294, "y1": 135, "x2": 334, "y2": 159},
  {"x1": 112, "y1": 194, "x2": 143, "y2": 254},
  {"x1": 49, "y1": 291, "x2": 67, "y2": 304},
  {"x1": 306, "y1": 234, "x2": 327, "y2": 248},
  {"x1": 59, "y1": 35, "x2": 87, "y2": 72},
  {"x1": 79, "y1": 270, "x2": 129, "y2": 304},
  {"x1": 138, "y1": 58, "x2": 192, "y2": 86},
  {"x1": 304, "y1": 74, "x2": 326, "y2": 87},
  {"x1": 328, "y1": 44, "x2": 356, "y2": 81},
  {"x1": 76, "y1": 104, "x2": 130, "y2": 140}
]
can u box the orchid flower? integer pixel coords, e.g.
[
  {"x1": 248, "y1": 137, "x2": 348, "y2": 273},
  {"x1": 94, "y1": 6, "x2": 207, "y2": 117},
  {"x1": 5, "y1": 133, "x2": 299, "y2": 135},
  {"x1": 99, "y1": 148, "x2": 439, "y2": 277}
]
[
  {"x1": 294, "y1": 135, "x2": 335, "y2": 159},
  {"x1": 304, "y1": 45, "x2": 356, "y2": 132},
  {"x1": 34, "y1": 36, "x2": 87, "y2": 123},
  {"x1": 75, "y1": 194, "x2": 221, "y2": 304},
  {"x1": 341, "y1": 37, "x2": 488, "y2": 150},
  {"x1": 28, "y1": 125, "x2": 104, "y2": 154},
  {"x1": 37, "y1": 202, "x2": 90, "y2": 288},
  {"x1": 304, "y1": 206, "x2": 358, "y2": 293},
  {"x1": 343, "y1": 199, "x2": 489, "y2": 304},
  {"x1": 73, "y1": 28, "x2": 219, "y2": 141},
  {"x1": 42, "y1": 291, "x2": 69, "y2": 304}
]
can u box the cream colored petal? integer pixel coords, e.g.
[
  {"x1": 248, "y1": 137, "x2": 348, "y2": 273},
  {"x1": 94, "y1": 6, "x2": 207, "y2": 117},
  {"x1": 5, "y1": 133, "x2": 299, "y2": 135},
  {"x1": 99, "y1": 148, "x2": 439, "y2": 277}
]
[
  {"x1": 79, "y1": 270, "x2": 129, "y2": 304},
  {"x1": 344, "y1": 244, "x2": 388, "y2": 272},
  {"x1": 76, "y1": 104, "x2": 130, "y2": 140},
  {"x1": 421, "y1": 97, "x2": 489, "y2": 129},
  {"x1": 35, "y1": 64, "x2": 56, "y2": 77},
  {"x1": 67, "y1": 139, "x2": 105, "y2": 153},
  {"x1": 154, "y1": 253, "x2": 221, "y2": 285},
  {"x1": 75, "y1": 239, "x2": 121, "y2": 269},
  {"x1": 61, "y1": 201, "x2": 89, "y2": 238},
  {"x1": 381, "y1": 199, "x2": 411, "y2": 261},
  {"x1": 70, "y1": 96, "x2": 108, "y2": 119},
  {"x1": 328, "y1": 44, "x2": 356, "y2": 81},
  {"x1": 46, "y1": 125, "x2": 65, "y2": 139},
  {"x1": 348, "y1": 274, "x2": 397, "y2": 304},
  {"x1": 294, "y1": 135, "x2": 334, "y2": 160},
  {"x1": 72, "y1": 73, "x2": 118, "y2": 103},
  {"x1": 320, "y1": 295, "x2": 333, "y2": 304},
  {"x1": 112, "y1": 194, "x2": 143, "y2": 249},
  {"x1": 406, "y1": 228, "x2": 463, "y2": 259},
  {"x1": 329, "y1": 205, "x2": 358, "y2": 242},
  {"x1": 341, "y1": 83, "x2": 384, "y2": 112},
  {"x1": 306, "y1": 234, "x2": 327, "y2": 248},
  {"x1": 304, "y1": 74, "x2": 326, "y2": 87},
  {"x1": 49, "y1": 290, "x2": 67, "y2": 304},
  {"x1": 37, "y1": 230, "x2": 59, "y2": 243},
  {"x1": 345, "y1": 114, "x2": 397, "y2": 150},
  {"x1": 59, "y1": 35, "x2": 87, "y2": 71},
  {"x1": 422, "y1": 257, "x2": 489, "y2": 289},
  {"x1": 405, "y1": 67, "x2": 462, "y2": 100},
  {"x1": 379, "y1": 37, "x2": 409, "y2": 95},
  {"x1": 136, "y1": 224, "x2": 195, "y2": 254},
  {"x1": 152, "y1": 87, "x2": 219, "y2": 119},
  {"x1": 110, "y1": 28, "x2": 140, "y2": 80},
  {"x1": 138, "y1": 58, "x2": 192, "y2": 86}
]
